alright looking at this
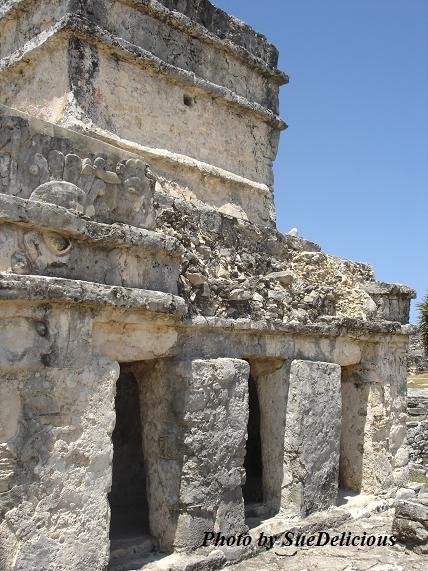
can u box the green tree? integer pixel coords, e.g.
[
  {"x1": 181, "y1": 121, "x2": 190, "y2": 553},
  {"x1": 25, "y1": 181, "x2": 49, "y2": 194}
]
[{"x1": 419, "y1": 292, "x2": 428, "y2": 352}]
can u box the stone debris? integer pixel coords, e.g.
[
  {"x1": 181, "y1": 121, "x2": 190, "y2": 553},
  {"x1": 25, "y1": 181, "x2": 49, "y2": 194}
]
[{"x1": 393, "y1": 486, "x2": 428, "y2": 554}]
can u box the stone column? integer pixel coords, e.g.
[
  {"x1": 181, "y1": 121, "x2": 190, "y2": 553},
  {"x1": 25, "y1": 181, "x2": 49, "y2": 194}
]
[
  {"x1": 134, "y1": 357, "x2": 249, "y2": 552},
  {"x1": 340, "y1": 338, "x2": 409, "y2": 494},
  {"x1": 283, "y1": 360, "x2": 342, "y2": 516},
  {"x1": 0, "y1": 360, "x2": 119, "y2": 571},
  {"x1": 0, "y1": 305, "x2": 120, "y2": 571}
]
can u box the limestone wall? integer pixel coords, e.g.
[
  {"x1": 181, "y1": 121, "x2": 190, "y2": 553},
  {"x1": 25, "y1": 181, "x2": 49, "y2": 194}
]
[
  {"x1": 0, "y1": 106, "x2": 415, "y2": 328},
  {"x1": 407, "y1": 390, "x2": 428, "y2": 470},
  {"x1": 0, "y1": 0, "x2": 287, "y2": 226}
]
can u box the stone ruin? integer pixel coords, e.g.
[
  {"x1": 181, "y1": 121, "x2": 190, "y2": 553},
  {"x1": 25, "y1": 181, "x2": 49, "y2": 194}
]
[
  {"x1": 408, "y1": 333, "x2": 428, "y2": 375},
  {"x1": 0, "y1": 1, "x2": 418, "y2": 569}
]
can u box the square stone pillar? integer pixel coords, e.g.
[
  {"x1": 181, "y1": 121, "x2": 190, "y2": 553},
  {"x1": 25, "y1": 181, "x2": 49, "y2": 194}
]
[
  {"x1": 0, "y1": 356, "x2": 119, "y2": 571},
  {"x1": 283, "y1": 360, "x2": 342, "y2": 515},
  {"x1": 134, "y1": 357, "x2": 249, "y2": 552}
]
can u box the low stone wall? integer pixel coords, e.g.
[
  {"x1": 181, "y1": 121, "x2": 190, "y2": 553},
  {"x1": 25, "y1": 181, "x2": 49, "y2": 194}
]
[
  {"x1": 407, "y1": 389, "x2": 428, "y2": 471},
  {"x1": 408, "y1": 421, "x2": 428, "y2": 468},
  {"x1": 408, "y1": 333, "x2": 428, "y2": 374}
]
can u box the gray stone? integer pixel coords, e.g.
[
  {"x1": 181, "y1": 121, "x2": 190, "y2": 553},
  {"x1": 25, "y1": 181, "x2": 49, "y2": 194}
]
[
  {"x1": 283, "y1": 360, "x2": 342, "y2": 515},
  {"x1": 264, "y1": 270, "x2": 294, "y2": 286}
]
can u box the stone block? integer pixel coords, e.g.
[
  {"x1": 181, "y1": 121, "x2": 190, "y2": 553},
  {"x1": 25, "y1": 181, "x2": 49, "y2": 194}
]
[{"x1": 395, "y1": 499, "x2": 428, "y2": 523}]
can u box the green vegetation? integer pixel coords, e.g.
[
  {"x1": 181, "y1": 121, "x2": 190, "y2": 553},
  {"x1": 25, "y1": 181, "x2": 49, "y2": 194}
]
[
  {"x1": 410, "y1": 473, "x2": 428, "y2": 485},
  {"x1": 408, "y1": 373, "x2": 428, "y2": 389},
  {"x1": 419, "y1": 291, "x2": 428, "y2": 352}
]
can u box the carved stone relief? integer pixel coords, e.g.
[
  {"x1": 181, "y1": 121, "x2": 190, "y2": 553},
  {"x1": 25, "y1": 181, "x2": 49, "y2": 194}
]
[{"x1": 0, "y1": 115, "x2": 154, "y2": 226}]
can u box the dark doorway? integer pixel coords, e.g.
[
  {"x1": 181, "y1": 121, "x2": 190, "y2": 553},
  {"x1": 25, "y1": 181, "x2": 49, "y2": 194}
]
[
  {"x1": 243, "y1": 375, "x2": 263, "y2": 505},
  {"x1": 339, "y1": 365, "x2": 368, "y2": 500},
  {"x1": 109, "y1": 369, "x2": 149, "y2": 540}
]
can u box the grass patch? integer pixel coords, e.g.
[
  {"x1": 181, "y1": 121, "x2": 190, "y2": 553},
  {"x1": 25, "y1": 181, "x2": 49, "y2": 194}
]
[
  {"x1": 407, "y1": 373, "x2": 428, "y2": 389},
  {"x1": 410, "y1": 473, "x2": 428, "y2": 485}
]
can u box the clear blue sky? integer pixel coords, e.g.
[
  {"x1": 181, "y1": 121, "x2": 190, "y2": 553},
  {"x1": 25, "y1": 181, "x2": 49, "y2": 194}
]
[{"x1": 214, "y1": 0, "x2": 428, "y2": 323}]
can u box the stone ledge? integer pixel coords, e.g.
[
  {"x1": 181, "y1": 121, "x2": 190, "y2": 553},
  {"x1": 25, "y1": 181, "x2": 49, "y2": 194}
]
[
  {"x1": 0, "y1": 14, "x2": 287, "y2": 130},
  {"x1": 184, "y1": 315, "x2": 406, "y2": 337},
  {"x1": 0, "y1": 273, "x2": 187, "y2": 317},
  {"x1": 144, "y1": 0, "x2": 281, "y2": 69},
  {"x1": 363, "y1": 281, "x2": 417, "y2": 299},
  {"x1": 0, "y1": 193, "x2": 184, "y2": 257},
  {"x1": 0, "y1": 0, "x2": 288, "y2": 81}
]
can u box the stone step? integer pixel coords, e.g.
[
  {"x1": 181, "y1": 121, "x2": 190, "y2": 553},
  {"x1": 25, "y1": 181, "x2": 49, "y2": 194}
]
[
  {"x1": 407, "y1": 407, "x2": 426, "y2": 416},
  {"x1": 109, "y1": 535, "x2": 153, "y2": 571}
]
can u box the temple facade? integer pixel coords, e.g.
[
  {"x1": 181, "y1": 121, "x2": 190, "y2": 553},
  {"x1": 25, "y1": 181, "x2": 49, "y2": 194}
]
[{"x1": 0, "y1": 1, "x2": 415, "y2": 570}]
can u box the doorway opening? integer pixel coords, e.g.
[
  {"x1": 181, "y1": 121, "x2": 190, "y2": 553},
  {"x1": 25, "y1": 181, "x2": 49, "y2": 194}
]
[
  {"x1": 243, "y1": 374, "x2": 263, "y2": 518},
  {"x1": 338, "y1": 365, "x2": 368, "y2": 504},
  {"x1": 109, "y1": 368, "x2": 149, "y2": 542}
]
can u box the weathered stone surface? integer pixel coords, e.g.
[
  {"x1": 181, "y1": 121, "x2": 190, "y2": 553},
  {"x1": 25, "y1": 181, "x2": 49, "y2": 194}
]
[
  {"x1": 227, "y1": 510, "x2": 425, "y2": 571},
  {"x1": 362, "y1": 282, "x2": 416, "y2": 324},
  {"x1": 0, "y1": 356, "x2": 120, "y2": 571},
  {"x1": 0, "y1": 1, "x2": 416, "y2": 570},
  {"x1": 393, "y1": 492, "x2": 428, "y2": 554},
  {"x1": 395, "y1": 499, "x2": 428, "y2": 522},
  {"x1": 408, "y1": 333, "x2": 428, "y2": 374},
  {"x1": 0, "y1": 194, "x2": 182, "y2": 292},
  {"x1": 133, "y1": 358, "x2": 249, "y2": 551},
  {"x1": 0, "y1": 0, "x2": 287, "y2": 226},
  {"x1": 283, "y1": 360, "x2": 342, "y2": 515}
]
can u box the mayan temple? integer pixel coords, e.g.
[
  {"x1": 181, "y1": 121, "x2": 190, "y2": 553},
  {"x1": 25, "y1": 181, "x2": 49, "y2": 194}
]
[{"x1": 0, "y1": 1, "x2": 417, "y2": 570}]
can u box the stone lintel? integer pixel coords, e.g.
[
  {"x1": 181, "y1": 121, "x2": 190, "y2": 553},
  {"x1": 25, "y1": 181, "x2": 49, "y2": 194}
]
[
  {"x1": 185, "y1": 315, "x2": 409, "y2": 338},
  {"x1": 0, "y1": 277, "x2": 409, "y2": 369},
  {"x1": 0, "y1": 273, "x2": 187, "y2": 317}
]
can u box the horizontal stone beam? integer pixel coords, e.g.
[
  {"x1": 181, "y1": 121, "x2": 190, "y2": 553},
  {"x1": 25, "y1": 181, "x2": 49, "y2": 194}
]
[{"x1": 0, "y1": 273, "x2": 187, "y2": 317}]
